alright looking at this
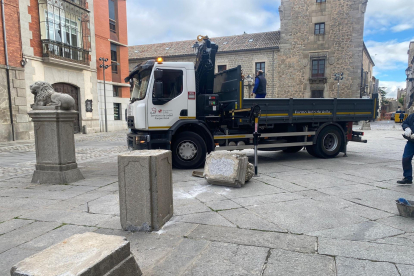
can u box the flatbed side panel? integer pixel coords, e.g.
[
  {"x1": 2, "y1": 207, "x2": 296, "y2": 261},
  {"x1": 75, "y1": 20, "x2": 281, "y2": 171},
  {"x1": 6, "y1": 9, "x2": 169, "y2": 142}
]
[{"x1": 241, "y1": 98, "x2": 374, "y2": 124}]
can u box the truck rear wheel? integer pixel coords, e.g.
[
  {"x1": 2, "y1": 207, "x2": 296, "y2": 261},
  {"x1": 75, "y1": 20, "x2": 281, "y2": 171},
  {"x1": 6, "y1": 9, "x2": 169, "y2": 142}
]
[
  {"x1": 172, "y1": 131, "x2": 207, "y2": 169},
  {"x1": 314, "y1": 126, "x2": 343, "y2": 158},
  {"x1": 306, "y1": 145, "x2": 321, "y2": 158}
]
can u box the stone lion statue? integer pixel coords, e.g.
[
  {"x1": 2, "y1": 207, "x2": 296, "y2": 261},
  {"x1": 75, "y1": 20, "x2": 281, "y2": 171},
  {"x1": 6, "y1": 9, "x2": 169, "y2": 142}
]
[{"x1": 30, "y1": 81, "x2": 75, "y2": 111}]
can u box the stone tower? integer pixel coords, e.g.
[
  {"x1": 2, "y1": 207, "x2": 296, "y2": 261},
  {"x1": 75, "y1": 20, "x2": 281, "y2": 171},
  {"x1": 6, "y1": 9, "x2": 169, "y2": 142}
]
[{"x1": 276, "y1": 0, "x2": 368, "y2": 98}]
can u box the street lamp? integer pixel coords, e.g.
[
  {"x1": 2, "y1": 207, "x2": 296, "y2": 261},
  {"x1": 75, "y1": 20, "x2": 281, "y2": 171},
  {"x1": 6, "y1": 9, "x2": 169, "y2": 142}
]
[{"x1": 99, "y1": 57, "x2": 110, "y2": 132}]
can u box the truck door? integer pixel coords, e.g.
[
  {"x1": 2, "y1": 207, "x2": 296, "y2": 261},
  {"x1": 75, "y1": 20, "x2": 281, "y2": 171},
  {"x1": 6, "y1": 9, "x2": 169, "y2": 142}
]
[{"x1": 148, "y1": 68, "x2": 187, "y2": 130}]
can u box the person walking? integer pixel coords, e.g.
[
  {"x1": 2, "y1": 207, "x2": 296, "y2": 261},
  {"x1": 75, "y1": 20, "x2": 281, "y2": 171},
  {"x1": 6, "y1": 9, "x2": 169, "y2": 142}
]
[
  {"x1": 398, "y1": 113, "x2": 414, "y2": 184},
  {"x1": 250, "y1": 70, "x2": 266, "y2": 98}
]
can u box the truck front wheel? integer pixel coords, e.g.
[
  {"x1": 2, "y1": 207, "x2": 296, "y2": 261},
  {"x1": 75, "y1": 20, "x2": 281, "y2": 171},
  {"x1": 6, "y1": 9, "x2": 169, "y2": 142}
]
[
  {"x1": 314, "y1": 126, "x2": 343, "y2": 158},
  {"x1": 172, "y1": 131, "x2": 207, "y2": 169}
]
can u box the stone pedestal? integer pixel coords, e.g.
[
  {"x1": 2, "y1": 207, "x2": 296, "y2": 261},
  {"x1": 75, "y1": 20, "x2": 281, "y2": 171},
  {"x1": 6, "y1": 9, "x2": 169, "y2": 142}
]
[
  {"x1": 118, "y1": 150, "x2": 173, "y2": 232},
  {"x1": 361, "y1": 121, "x2": 371, "y2": 130},
  {"x1": 10, "y1": 232, "x2": 142, "y2": 276},
  {"x1": 28, "y1": 108, "x2": 84, "y2": 184}
]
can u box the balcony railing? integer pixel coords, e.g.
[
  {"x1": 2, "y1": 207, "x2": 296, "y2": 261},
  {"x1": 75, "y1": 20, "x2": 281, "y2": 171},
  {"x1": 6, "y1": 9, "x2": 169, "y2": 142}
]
[
  {"x1": 63, "y1": 0, "x2": 87, "y2": 9},
  {"x1": 309, "y1": 77, "x2": 327, "y2": 84},
  {"x1": 42, "y1": 39, "x2": 90, "y2": 66}
]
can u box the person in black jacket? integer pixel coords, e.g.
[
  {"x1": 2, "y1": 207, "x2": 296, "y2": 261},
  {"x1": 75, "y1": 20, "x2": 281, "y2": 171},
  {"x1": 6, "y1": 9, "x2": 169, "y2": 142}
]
[
  {"x1": 250, "y1": 70, "x2": 266, "y2": 98},
  {"x1": 398, "y1": 113, "x2": 414, "y2": 184}
]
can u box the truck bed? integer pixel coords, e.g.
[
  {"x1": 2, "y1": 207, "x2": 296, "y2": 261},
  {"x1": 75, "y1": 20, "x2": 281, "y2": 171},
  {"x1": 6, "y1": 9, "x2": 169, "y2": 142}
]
[{"x1": 241, "y1": 97, "x2": 377, "y2": 124}]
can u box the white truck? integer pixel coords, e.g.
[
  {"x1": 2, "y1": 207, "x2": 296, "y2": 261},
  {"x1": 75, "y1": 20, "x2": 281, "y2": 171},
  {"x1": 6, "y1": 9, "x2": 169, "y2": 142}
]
[{"x1": 125, "y1": 36, "x2": 377, "y2": 169}]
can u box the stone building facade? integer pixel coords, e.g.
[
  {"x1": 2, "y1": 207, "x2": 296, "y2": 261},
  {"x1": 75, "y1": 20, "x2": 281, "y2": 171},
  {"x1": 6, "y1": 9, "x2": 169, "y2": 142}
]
[
  {"x1": 129, "y1": 0, "x2": 373, "y2": 100},
  {"x1": 361, "y1": 43, "x2": 376, "y2": 97},
  {"x1": 0, "y1": 0, "x2": 130, "y2": 142}
]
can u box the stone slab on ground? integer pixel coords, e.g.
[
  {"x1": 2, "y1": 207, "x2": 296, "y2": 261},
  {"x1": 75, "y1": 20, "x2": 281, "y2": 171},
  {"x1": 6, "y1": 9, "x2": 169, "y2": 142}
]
[
  {"x1": 187, "y1": 224, "x2": 316, "y2": 253},
  {"x1": 11, "y1": 232, "x2": 142, "y2": 276},
  {"x1": 263, "y1": 249, "x2": 336, "y2": 276},
  {"x1": 118, "y1": 150, "x2": 173, "y2": 232},
  {"x1": 335, "y1": 257, "x2": 399, "y2": 276},
  {"x1": 203, "y1": 151, "x2": 248, "y2": 187}
]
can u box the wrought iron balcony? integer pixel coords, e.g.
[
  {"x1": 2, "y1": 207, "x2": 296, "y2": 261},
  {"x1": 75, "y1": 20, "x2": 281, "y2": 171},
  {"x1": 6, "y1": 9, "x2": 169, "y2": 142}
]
[
  {"x1": 309, "y1": 77, "x2": 327, "y2": 84},
  {"x1": 42, "y1": 39, "x2": 90, "y2": 66},
  {"x1": 64, "y1": 0, "x2": 88, "y2": 10}
]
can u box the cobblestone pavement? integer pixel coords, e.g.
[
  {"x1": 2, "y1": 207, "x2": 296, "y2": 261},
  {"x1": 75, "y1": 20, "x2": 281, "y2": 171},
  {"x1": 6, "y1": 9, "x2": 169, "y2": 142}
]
[{"x1": 1, "y1": 123, "x2": 414, "y2": 275}]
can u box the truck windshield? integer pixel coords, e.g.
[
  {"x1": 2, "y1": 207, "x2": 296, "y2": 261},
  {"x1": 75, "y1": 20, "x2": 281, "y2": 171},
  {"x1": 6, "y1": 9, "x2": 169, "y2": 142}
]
[{"x1": 131, "y1": 70, "x2": 151, "y2": 102}]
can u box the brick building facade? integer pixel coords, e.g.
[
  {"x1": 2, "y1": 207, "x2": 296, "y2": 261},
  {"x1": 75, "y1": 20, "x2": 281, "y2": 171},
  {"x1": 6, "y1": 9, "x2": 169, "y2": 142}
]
[
  {"x1": 95, "y1": 0, "x2": 129, "y2": 132},
  {"x1": 129, "y1": 0, "x2": 374, "y2": 100},
  {"x1": 0, "y1": 0, "x2": 130, "y2": 142},
  {"x1": 0, "y1": 0, "x2": 28, "y2": 141}
]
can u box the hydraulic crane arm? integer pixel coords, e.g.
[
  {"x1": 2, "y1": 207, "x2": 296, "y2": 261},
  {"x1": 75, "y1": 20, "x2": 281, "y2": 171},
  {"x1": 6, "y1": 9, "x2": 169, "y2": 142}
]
[{"x1": 193, "y1": 35, "x2": 218, "y2": 95}]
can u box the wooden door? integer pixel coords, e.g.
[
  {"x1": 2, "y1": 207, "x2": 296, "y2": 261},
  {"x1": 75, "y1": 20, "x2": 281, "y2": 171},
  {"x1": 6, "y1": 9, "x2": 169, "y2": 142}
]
[{"x1": 52, "y1": 83, "x2": 81, "y2": 133}]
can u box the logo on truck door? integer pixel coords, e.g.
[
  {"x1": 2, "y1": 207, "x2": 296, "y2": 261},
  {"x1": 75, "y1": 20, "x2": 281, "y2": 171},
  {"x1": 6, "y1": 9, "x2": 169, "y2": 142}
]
[{"x1": 150, "y1": 109, "x2": 174, "y2": 120}]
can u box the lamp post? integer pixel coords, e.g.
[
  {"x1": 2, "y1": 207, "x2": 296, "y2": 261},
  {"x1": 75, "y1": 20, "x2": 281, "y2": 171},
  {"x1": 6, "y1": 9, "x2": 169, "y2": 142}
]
[{"x1": 99, "y1": 57, "x2": 110, "y2": 132}]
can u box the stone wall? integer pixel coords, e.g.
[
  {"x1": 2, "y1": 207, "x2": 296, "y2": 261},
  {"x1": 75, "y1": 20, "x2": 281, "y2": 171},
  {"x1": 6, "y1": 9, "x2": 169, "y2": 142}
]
[{"x1": 276, "y1": 0, "x2": 367, "y2": 98}]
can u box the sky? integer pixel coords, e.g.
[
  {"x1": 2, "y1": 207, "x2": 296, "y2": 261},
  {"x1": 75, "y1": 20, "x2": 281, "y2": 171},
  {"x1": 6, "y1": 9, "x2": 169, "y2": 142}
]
[{"x1": 126, "y1": 0, "x2": 414, "y2": 99}]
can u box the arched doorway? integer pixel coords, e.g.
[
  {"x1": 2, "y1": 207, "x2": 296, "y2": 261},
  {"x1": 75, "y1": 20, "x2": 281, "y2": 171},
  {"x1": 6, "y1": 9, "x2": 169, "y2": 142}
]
[{"x1": 52, "y1": 83, "x2": 81, "y2": 133}]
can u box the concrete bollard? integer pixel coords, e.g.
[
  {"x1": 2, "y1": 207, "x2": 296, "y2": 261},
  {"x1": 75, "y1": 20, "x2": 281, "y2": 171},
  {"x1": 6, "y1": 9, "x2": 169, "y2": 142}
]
[
  {"x1": 361, "y1": 121, "x2": 371, "y2": 130},
  {"x1": 118, "y1": 150, "x2": 173, "y2": 232},
  {"x1": 10, "y1": 232, "x2": 142, "y2": 276},
  {"x1": 204, "y1": 151, "x2": 249, "y2": 188}
]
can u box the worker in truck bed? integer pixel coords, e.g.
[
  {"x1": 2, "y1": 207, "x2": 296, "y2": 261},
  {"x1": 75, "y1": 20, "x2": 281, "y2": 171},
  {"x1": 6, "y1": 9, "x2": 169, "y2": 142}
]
[
  {"x1": 251, "y1": 70, "x2": 267, "y2": 98},
  {"x1": 398, "y1": 113, "x2": 414, "y2": 184}
]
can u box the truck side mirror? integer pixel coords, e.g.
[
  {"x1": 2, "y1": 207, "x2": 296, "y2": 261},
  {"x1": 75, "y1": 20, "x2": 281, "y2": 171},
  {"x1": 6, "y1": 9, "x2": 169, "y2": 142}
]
[
  {"x1": 154, "y1": 69, "x2": 163, "y2": 80},
  {"x1": 154, "y1": 81, "x2": 163, "y2": 98}
]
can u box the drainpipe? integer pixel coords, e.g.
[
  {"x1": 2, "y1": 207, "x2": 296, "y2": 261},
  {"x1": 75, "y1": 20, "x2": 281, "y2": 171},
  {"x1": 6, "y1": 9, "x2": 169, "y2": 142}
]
[{"x1": 1, "y1": 0, "x2": 15, "y2": 141}]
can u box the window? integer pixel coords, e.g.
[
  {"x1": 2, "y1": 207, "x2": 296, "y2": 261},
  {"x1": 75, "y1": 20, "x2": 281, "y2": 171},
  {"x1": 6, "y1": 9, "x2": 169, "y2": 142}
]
[
  {"x1": 218, "y1": 65, "x2": 227, "y2": 72},
  {"x1": 109, "y1": 0, "x2": 116, "y2": 34},
  {"x1": 114, "y1": 103, "x2": 121, "y2": 120},
  {"x1": 312, "y1": 59, "x2": 325, "y2": 78},
  {"x1": 111, "y1": 43, "x2": 118, "y2": 73},
  {"x1": 311, "y1": 90, "x2": 324, "y2": 98},
  {"x1": 255, "y1": 62, "x2": 265, "y2": 76},
  {"x1": 153, "y1": 69, "x2": 184, "y2": 105},
  {"x1": 113, "y1": 86, "x2": 120, "y2": 97},
  {"x1": 316, "y1": 0, "x2": 326, "y2": 2},
  {"x1": 315, "y1": 23, "x2": 325, "y2": 35}
]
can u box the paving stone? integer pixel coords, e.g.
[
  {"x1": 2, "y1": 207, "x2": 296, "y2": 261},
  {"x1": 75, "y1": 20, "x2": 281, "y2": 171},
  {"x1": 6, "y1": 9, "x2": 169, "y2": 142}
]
[
  {"x1": 21, "y1": 209, "x2": 115, "y2": 227},
  {"x1": 0, "y1": 247, "x2": 38, "y2": 276},
  {"x1": 231, "y1": 192, "x2": 304, "y2": 207},
  {"x1": 96, "y1": 216, "x2": 123, "y2": 230},
  {"x1": 307, "y1": 221, "x2": 404, "y2": 241},
  {"x1": 181, "y1": 242, "x2": 269, "y2": 276},
  {"x1": 187, "y1": 224, "x2": 316, "y2": 253},
  {"x1": 0, "y1": 218, "x2": 34, "y2": 235},
  {"x1": 396, "y1": 264, "x2": 414, "y2": 276},
  {"x1": 374, "y1": 233, "x2": 414, "y2": 247},
  {"x1": 273, "y1": 172, "x2": 360, "y2": 189},
  {"x1": 318, "y1": 184, "x2": 378, "y2": 195},
  {"x1": 342, "y1": 203, "x2": 394, "y2": 220},
  {"x1": 0, "y1": 221, "x2": 61, "y2": 253},
  {"x1": 249, "y1": 198, "x2": 367, "y2": 234},
  {"x1": 154, "y1": 221, "x2": 199, "y2": 237},
  {"x1": 204, "y1": 199, "x2": 241, "y2": 211},
  {"x1": 376, "y1": 216, "x2": 414, "y2": 233},
  {"x1": 319, "y1": 237, "x2": 414, "y2": 265},
  {"x1": 174, "y1": 212, "x2": 236, "y2": 227},
  {"x1": 173, "y1": 198, "x2": 211, "y2": 216},
  {"x1": 87, "y1": 193, "x2": 120, "y2": 216},
  {"x1": 210, "y1": 179, "x2": 286, "y2": 199},
  {"x1": 336, "y1": 257, "x2": 400, "y2": 276},
  {"x1": 255, "y1": 175, "x2": 309, "y2": 192},
  {"x1": 18, "y1": 224, "x2": 98, "y2": 251},
  {"x1": 341, "y1": 189, "x2": 406, "y2": 214},
  {"x1": 340, "y1": 167, "x2": 402, "y2": 182},
  {"x1": 218, "y1": 208, "x2": 286, "y2": 232},
  {"x1": 263, "y1": 249, "x2": 335, "y2": 276}
]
